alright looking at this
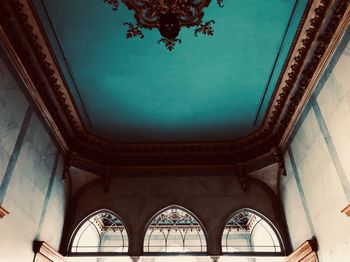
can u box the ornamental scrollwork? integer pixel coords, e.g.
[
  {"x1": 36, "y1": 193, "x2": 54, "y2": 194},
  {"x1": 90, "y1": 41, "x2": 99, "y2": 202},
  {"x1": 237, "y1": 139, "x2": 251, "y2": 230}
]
[
  {"x1": 103, "y1": 0, "x2": 224, "y2": 50},
  {"x1": 194, "y1": 20, "x2": 215, "y2": 36},
  {"x1": 157, "y1": 37, "x2": 181, "y2": 51},
  {"x1": 124, "y1": 22, "x2": 144, "y2": 38},
  {"x1": 104, "y1": 0, "x2": 119, "y2": 10},
  {"x1": 217, "y1": 0, "x2": 224, "y2": 7}
]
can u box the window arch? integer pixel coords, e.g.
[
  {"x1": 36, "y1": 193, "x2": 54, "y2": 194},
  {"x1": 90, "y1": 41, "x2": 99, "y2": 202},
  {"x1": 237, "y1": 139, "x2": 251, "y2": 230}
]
[
  {"x1": 144, "y1": 206, "x2": 207, "y2": 253},
  {"x1": 69, "y1": 210, "x2": 128, "y2": 254},
  {"x1": 222, "y1": 209, "x2": 283, "y2": 254}
]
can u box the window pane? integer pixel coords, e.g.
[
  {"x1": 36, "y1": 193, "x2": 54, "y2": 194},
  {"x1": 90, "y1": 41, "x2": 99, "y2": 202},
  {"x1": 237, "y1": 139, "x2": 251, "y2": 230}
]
[
  {"x1": 70, "y1": 211, "x2": 128, "y2": 253},
  {"x1": 144, "y1": 207, "x2": 206, "y2": 253},
  {"x1": 222, "y1": 210, "x2": 282, "y2": 253}
]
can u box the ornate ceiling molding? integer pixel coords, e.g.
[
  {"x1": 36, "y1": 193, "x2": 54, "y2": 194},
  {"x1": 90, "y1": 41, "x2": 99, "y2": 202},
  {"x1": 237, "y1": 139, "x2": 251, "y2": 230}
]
[
  {"x1": 278, "y1": 0, "x2": 350, "y2": 148},
  {"x1": 0, "y1": 0, "x2": 349, "y2": 174},
  {"x1": 104, "y1": 0, "x2": 223, "y2": 50},
  {"x1": 122, "y1": 0, "x2": 212, "y2": 28}
]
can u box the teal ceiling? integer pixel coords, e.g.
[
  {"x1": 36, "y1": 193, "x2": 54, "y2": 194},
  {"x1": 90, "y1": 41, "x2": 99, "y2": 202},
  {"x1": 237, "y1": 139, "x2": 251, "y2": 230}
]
[{"x1": 33, "y1": 0, "x2": 307, "y2": 143}]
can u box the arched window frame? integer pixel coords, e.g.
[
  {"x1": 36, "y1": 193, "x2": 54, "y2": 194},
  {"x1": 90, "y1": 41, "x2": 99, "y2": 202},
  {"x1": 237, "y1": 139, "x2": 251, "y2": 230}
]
[
  {"x1": 68, "y1": 209, "x2": 129, "y2": 256},
  {"x1": 221, "y1": 208, "x2": 285, "y2": 256},
  {"x1": 142, "y1": 205, "x2": 208, "y2": 255}
]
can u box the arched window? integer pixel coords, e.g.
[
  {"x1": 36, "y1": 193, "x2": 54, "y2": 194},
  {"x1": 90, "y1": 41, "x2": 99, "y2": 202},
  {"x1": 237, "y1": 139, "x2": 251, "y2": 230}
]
[
  {"x1": 222, "y1": 209, "x2": 283, "y2": 254},
  {"x1": 70, "y1": 210, "x2": 128, "y2": 254},
  {"x1": 144, "y1": 206, "x2": 207, "y2": 253}
]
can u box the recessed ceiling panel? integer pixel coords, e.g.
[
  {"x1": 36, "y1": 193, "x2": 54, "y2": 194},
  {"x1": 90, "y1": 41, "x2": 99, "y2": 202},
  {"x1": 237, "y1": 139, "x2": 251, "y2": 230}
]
[{"x1": 32, "y1": 0, "x2": 308, "y2": 143}]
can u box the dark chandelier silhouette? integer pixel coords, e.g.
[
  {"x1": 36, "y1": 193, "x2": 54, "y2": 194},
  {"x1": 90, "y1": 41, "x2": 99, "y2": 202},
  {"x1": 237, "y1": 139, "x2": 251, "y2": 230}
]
[{"x1": 103, "y1": 0, "x2": 224, "y2": 51}]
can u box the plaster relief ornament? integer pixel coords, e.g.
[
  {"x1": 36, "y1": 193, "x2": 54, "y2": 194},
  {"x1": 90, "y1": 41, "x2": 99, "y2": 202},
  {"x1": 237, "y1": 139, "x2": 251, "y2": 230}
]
[{"x1": 103, "y1": 0, "x2": 224, "y2": 51}]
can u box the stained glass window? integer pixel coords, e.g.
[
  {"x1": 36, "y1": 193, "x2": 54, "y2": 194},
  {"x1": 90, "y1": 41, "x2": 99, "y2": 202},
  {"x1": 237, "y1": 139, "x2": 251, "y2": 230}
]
[
  {"x1": 222, "y1": 209, "x2": 282, "y2": 254},
  {"x1": 144, "y1": 207, "x2": 207, "y2": 253},
  {"x1": 70, "y1": 211, "x2": 128, "y2": 253}
]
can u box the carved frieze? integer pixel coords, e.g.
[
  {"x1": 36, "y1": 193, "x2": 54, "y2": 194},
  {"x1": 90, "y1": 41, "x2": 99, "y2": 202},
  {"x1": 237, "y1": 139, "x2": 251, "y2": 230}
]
[{"x1": 276, "y1": 0, "x2": 350, "y2": 147}]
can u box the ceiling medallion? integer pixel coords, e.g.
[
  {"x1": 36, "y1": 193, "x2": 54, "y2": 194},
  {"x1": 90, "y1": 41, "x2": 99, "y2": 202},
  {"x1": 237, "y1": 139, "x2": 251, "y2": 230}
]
[{"x1": 103, "y1": 0, "x2": 224, "y2": 51}]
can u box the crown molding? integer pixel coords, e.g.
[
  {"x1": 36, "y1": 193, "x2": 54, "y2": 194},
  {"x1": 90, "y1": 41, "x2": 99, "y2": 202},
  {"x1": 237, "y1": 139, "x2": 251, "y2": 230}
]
[
  {"x1": 0, "y1": 26, "x2": 70, "y2": 154},
  {"x1": 279, "y1": 0, "x2": 350, "y2": 149},
  {"x1": 0, "y1": 206, "x2": 9, "y2": 220},
  {"x1": 0, "y1": 0, "x2": 349, "y2": 173},
  {"x1": 72, "y1": 150, "x2": 275, "y2": 176}
]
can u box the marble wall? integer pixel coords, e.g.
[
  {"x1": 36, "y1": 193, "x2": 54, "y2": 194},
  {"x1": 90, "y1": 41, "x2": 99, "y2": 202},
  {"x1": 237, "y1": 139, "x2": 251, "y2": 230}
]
[
  {"x1": 280, "y1": 28, "x2": 350, "y2": 261},
  {"x1": 0, "y1": 52, "x2": 28, "y2": 191},
  {"x1": 0, "y1": 50, "x2": 69, "y2": 261}
]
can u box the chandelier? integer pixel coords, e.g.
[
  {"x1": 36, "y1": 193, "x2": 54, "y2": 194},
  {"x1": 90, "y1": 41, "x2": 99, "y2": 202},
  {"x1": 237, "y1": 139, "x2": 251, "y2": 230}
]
[{"x1": 103, "y1": 0, "x2": 224, "y2": 51}]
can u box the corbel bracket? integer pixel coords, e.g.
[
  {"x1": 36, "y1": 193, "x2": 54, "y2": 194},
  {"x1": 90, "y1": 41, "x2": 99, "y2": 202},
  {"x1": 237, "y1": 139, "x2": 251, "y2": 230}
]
[
  {"x1": 62, "y1": 152, "x2": 76, "y2": 180},
  {"x1": 103, "y1": 166, "x2": 112, "y2": 193},
  {"x1": 271, "y1": 146, "x2": 286, "y2": 176},
  {"x1": 237, "y1": 163, "x2": 247, "y2": 192}
]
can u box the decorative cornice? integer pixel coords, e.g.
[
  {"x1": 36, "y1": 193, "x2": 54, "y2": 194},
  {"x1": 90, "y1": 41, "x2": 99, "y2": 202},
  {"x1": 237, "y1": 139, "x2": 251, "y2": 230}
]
[
  {"x1": 0, "y1": 0, "x2": 70, "y2": 154},
  {"x1": 286, "y1": 238, "x2": 318, "y2": 262},
  {"x1": 341, "y1": 203, "x2": 350, "y2": 216},
  {"x1": 279, "y1": 0, "x2": 350, "y2": 148},
  {"x1": 269, "y1": 0, "x2": 329, "y2": 125},
  {"x1": 33, "y1": 241, "x2": 65, "y2": 262},
  {"x1": 0, "y1": 0, "x2": 349, "y2": 172},
  {"x1": 0, "y1": 206, "x2": 9, "y2": 219}
]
